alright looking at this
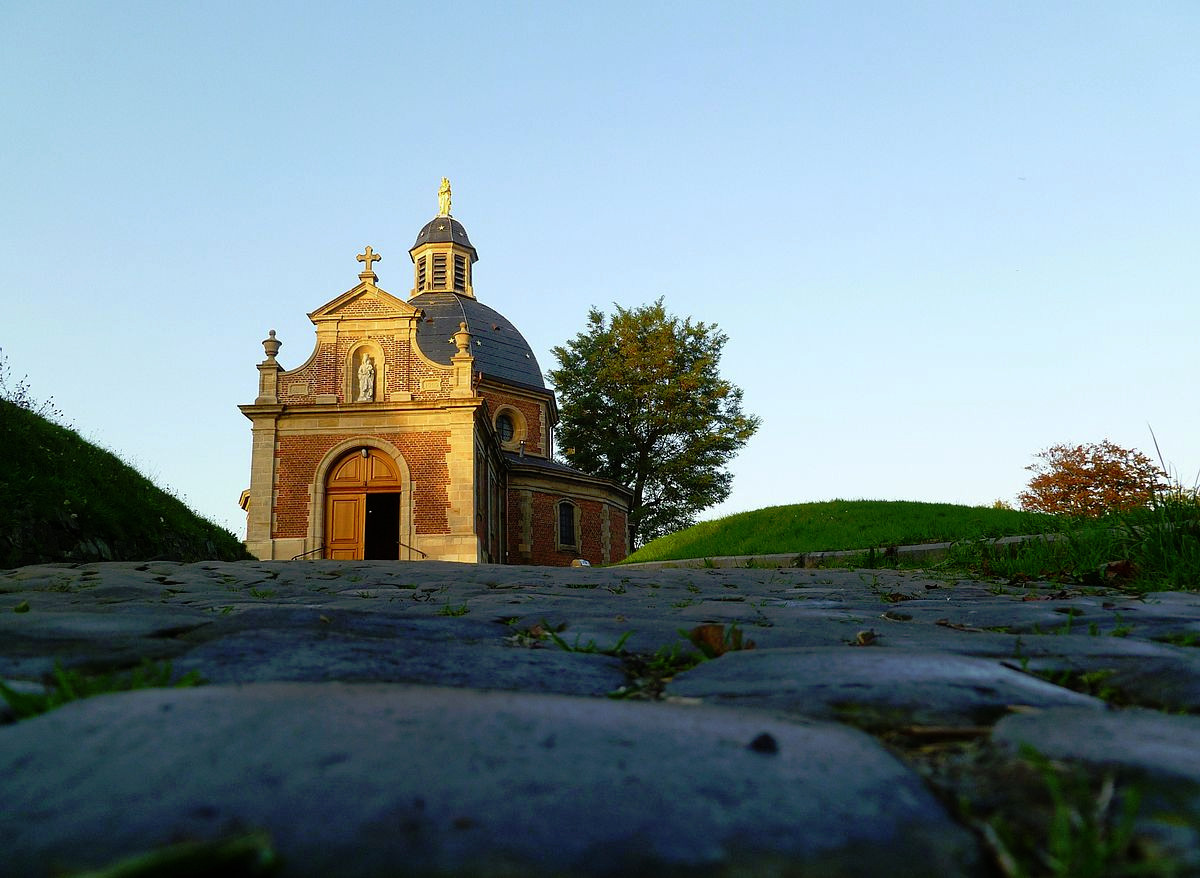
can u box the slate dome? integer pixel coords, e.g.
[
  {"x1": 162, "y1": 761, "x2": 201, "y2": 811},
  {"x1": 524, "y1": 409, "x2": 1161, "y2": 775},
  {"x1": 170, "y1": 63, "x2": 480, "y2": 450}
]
[
  {"x1": 411, "y1": 217, "x2": 477, "y2": 258},
  {"x1": 411, "y1": 292, "x2": 545, "y2": 390}
]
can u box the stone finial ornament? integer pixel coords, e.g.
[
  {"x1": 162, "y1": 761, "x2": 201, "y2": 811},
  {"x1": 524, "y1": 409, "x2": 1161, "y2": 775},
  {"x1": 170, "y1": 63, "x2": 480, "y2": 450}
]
[
  {"x1": 262, "y1": 330, "x2": 281, "y2": 360},
  {"x1": 438, "y1": 178, "x2": 452, "y2": 217},
  {"x1": 356, "y1": 246, "x2": 381, "y2": 283},
  {"x1": 453, "y1": 321, "x2": 471, "y2": 355}
]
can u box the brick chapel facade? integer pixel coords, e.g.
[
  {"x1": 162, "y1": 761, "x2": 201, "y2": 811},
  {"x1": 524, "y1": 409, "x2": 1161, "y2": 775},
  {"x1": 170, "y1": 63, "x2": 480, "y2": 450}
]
[{"x1": 239, "y1": 182, "x2": 631, "y2": 565}]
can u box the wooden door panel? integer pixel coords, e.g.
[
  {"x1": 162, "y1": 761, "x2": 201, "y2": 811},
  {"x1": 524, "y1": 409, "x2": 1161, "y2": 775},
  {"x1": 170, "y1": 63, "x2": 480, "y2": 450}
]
[
  {"x1": 326, "y1": 494, "x2": 363, "y2": 560},
  {"x1": 366, "y1": 453, "x2": 401, "y2": 487},
  {"x1": 324, "y1": 450, "x2": 405, "y2": 560},
  {"x1": 329, "y1": 454, "x2": 366, "y2": 488}
]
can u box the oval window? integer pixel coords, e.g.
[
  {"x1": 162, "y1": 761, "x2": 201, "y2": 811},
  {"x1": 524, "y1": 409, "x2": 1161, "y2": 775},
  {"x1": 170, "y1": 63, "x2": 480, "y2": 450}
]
[{"x1": 496, "y1": 413, "x2": 515, "y2": 443}]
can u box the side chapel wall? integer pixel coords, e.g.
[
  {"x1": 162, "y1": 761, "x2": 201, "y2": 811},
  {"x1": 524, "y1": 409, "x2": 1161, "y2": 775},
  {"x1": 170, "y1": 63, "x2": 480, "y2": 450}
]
[
  {"x1": 479, "y1": 387, "x2": 547, "y2": 455},
  {"x1": 507, "y1": 488, "x2": 628, "y2": 566}
]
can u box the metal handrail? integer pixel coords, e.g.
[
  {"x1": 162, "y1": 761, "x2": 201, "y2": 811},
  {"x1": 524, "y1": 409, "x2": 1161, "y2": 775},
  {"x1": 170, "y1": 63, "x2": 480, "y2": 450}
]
[
  {"x1": 399, "y1": 541, "x2": 428, "y2": 559},
  {"x1": 290, "y1": 543, "x2": 428, "y2": 561}
]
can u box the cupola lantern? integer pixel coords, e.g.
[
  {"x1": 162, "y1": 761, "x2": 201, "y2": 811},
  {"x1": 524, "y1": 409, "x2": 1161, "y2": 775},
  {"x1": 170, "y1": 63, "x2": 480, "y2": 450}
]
[{"x1": 409, "y1": 178, "x2": 478, "y2": 299}]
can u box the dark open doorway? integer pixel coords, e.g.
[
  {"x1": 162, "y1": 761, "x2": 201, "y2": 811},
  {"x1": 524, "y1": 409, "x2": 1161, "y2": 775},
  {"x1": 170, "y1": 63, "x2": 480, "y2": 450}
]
[{"x1": 364, "y1": 493, "x2": 401, "y2": 560}]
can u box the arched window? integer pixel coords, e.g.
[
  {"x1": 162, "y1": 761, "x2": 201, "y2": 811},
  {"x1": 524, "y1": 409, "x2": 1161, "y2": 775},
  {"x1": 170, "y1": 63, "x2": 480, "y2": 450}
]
[{"x1": 557, "y1": 500, "x2": 579, "y2": 550}]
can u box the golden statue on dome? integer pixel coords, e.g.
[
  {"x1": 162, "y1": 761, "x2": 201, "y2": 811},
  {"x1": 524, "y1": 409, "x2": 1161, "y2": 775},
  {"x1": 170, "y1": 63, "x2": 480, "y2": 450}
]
[{"x1": 438, "y1": 178, "x2": 452, "y2": 216}]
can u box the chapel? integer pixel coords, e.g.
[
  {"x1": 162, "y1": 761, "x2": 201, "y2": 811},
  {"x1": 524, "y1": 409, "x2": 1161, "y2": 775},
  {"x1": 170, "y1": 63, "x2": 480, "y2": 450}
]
[{"x1": 238, "y1": 180, "x2": 631, "y2": 565}]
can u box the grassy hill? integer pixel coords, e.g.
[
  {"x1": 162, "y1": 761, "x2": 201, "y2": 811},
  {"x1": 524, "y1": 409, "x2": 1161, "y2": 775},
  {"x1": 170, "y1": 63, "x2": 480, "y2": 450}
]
[
  {"x1": 624, "y1": 498, "x2": 1200, "y2": 592},
  {"x1": 623, "y1": 500, "x2": 1056, "y2": 564},
  {"x1": 0, "y1": 399, "x2": 250, "y2": 567}
]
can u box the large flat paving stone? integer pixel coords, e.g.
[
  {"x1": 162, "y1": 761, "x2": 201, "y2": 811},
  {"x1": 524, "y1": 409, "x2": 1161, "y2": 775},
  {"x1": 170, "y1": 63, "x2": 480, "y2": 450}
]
[
  {"x1": 171, "y1": 611, "x2": 625, "y2": 695},
  {"x1": 0, "y1": 683, "x2": 983, "y2": 877},
  {"x1": 993, "y1": 706, "x2": 1200, "y2": 781},
  {"x1": 0, "y1": 606, "x2": 212, "y2": 641},
  {"x1": 667, "y1": 647, "x2": 1104, "y2": 725},
  {"x1": 0, "y1": 606, "x2": 212, "y2": 677}
]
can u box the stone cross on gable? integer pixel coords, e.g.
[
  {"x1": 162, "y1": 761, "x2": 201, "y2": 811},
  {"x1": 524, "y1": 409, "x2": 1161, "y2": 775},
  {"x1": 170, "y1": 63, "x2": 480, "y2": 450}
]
[{"x1": 357, "y1": 246, "x2": 381, "y2": 281}]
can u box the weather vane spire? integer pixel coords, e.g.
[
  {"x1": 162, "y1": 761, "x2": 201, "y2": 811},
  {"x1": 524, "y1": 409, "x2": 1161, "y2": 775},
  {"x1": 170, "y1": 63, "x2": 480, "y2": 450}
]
[{"x1": 438, "y1": 177, "x2": 452, "y2": 217}]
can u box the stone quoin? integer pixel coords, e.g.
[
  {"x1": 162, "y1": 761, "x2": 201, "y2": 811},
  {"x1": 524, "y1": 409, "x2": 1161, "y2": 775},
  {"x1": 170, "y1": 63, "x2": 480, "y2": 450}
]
[{"x1": 239, "y1": 182, "x2": 631, "y2": 564}]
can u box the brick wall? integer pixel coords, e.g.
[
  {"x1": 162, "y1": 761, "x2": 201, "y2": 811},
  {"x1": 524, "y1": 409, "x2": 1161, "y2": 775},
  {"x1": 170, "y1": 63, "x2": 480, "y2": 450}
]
[
  {"x1": 334, "y1": 297, "x2": 391, "y2": 317},
  {"x1": 277, "y1": 330, "x2": 455, "y2": 404},
  {"x1": 506, "y1": 488, "x2": 531, "y2": 563},
  {"x1": 273, "y1": 430, "x2": 452, "y2": 538},
  {"x1": 277, "y1": 343, "x2": 340, "y2": 402},
  {"x1": 481, "y1": 389, "x2": 546, "y2": 454},
  {"x1": 608, "y1": 508, "x2": 629, "y2": 562},
  {"x1": 511, "y1": 489, "x2": 625, "y2": 566}
]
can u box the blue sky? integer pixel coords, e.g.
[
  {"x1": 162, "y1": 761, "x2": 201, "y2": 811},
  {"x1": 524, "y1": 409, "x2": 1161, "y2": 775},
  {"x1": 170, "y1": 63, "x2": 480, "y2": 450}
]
[{"x1": 3, "y1": 2, "x2": 1197, "y2": 536}]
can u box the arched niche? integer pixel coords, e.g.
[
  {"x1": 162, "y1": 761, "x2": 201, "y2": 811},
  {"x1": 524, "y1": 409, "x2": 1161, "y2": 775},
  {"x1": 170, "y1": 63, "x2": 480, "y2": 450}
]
[{"x1": 345, "y1": 341, "x2": 385, "y2": 403}]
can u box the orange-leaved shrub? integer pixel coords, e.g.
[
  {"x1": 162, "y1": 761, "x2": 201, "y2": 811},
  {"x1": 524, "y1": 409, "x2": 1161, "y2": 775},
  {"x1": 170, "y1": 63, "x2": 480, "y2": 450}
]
[{"x1": 1018, "y1": 440, "x2": 1169, "y2": 518}]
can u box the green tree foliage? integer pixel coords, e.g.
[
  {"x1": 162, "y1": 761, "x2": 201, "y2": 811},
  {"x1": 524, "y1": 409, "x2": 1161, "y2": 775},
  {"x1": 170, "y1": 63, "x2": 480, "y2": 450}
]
[
  {"x1": 1018, "y1": 440, "x2": 1170, "y2": 517},
  {"x1": 549, "y1": 299, "x2": 760, "y2": 547}
]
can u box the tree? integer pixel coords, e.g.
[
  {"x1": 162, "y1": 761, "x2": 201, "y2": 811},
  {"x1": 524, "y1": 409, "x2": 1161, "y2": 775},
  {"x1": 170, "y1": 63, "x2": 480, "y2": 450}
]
[
  {"x1": 1018, "y1": 440, "x2": 1169, "y2": 517},
  {"x1": 549, "y1": 299, "x2": 760, "y2": 548}
]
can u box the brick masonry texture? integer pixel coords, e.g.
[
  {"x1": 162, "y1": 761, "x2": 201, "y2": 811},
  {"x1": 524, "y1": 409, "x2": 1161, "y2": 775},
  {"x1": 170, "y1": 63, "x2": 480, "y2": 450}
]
[
  {"x1": 278, "y1": 327, "x2": 454, "y2": 405},
  {"x1": 514, "y1": 490, "x2": 626, "y2": 566},
  {"x1": 481, "y1": 388, "x2": 545, "y2": 454},
  {"x1": 274, "y1": 431, "x2": 451, "y2": 538},
  {"x1": 334, "y1": 296, "x2": 392, "y2": 317}
]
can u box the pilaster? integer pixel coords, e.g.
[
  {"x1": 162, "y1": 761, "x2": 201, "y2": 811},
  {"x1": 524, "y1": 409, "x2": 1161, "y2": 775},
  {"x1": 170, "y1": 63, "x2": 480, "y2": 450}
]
[
  {"x1": 601, "y1": 505, "x2": 612, "y2": 564},
  {"x1": 245, "y1": 415, "x2": 279, "y2": 559}
]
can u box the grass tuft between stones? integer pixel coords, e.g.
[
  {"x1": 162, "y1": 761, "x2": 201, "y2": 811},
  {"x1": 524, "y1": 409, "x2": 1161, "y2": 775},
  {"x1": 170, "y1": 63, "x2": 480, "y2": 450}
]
[
  {"x1": 64, "y1": 829, "x2": 277, "y2": 878},
  {"x1": 0, "y1": 659, "x2": 204, "y2": 721}
]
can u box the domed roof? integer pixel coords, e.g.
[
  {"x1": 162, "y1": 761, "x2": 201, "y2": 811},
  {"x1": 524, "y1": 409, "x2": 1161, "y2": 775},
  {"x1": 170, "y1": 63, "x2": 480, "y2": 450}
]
[
  {"x1": 411, "y1": 292, "x2": 545, "y2": 390},
  {"x1": 410, "y1": 216, "x2": 477, "y2": 259}
]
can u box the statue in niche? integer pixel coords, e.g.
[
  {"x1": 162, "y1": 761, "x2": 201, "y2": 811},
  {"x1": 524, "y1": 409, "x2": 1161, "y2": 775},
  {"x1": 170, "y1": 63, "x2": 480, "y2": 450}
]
[{"x1": 357, "y1": 355, "x2": 375, "y2": 402}]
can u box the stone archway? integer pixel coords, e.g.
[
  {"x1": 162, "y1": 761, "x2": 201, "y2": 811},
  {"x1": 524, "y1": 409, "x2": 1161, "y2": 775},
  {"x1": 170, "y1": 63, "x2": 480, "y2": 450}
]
[{"x1": 321, "y1": 447, "x2": 411, "y2": 560}]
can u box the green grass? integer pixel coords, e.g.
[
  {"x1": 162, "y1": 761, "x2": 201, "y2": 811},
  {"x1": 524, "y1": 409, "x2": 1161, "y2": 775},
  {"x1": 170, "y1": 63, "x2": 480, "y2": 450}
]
[
  {"x1": 53, "y1": 831, "x2": 277, "y2": 877},
  {"x1": 943, "y1": 496, "x2": 1200, "y2": 592},
  {"x1": 979, "y1": 746, "x2": 1159, "y2": 878},
  {"x1": 0, "y1": 399, "x2": 251, "y2": 567},
  {"x1": 623, "y1": 497, "x2": 1200, "y2": 592},
  {"x1": 624, "y1": 500, "x2": 1056, "y2": 564},
  {"x1": 0, "y1": 660, "x2": 204, "y2": 720}
]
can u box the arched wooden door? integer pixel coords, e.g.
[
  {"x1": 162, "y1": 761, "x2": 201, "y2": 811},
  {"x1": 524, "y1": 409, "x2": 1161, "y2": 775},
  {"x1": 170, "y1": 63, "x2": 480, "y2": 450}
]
[{"x1": 325, "y1": 449, "x2": 404, "y2": 560}]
